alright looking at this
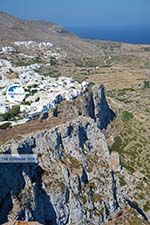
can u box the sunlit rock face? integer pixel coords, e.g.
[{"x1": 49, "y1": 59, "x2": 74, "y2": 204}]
[
  {"x1": 0, "y1": 85, "x2": 148, "y2": 225},
  {"x1": 0, "y1": 117, "x2": 123, "y2": 225},
  {"x1": 54, "y1": 84, "x2": 116, "y2": 131}
]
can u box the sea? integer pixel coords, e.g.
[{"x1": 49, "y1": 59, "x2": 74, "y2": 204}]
[{"x1": 67, "y1": 26, "x2": 150, "y2": 44}]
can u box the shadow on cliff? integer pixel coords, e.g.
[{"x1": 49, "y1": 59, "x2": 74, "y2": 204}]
[
  {"x1": 125, "y1": 198, "x2": 148, "y2": 222},
  {"x1": 96, "y1": 84, "x2": 116, "y2": 130},
  {"x1": 82, "y1": 84, "x2": 116, "y2": 130},
  {"x1": 0, "y1": 139, "x2": 58, "y2": 225}
]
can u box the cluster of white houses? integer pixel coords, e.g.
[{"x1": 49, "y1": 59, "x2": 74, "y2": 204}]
[
  {"x1": 0, "y1": 41, "x2": 65, "y2": 60},
  {"x1": 14, "y1": 41, "x2": 54, "y2": 48},
  {"x1": 0, "y1": 42, "x2": 88, "y2": 125}
]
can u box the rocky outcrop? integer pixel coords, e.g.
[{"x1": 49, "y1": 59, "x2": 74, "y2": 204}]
[
  {"x1": 0, "y1": 117, "x2": 125, "y2": 225},
  {"x1": 94, "y1": 84, "x2": 116, "y2": 130},
  {"x1": 54, "y1": 84, "x2": 116, "y2": 131},
  {"x1": 0, "y1": 86, "x2": 146, "y2": 224}
]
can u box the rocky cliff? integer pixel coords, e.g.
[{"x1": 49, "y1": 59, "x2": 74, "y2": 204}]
[
  {"x1": 0, "y1": 116, "x2": 122, "y2": 225},
  {"x1": 0, "y1": 86, "x2": 148, "y2": 225}
]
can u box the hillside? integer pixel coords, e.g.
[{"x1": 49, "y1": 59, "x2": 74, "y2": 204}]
[{"x1": 0, "y1": 12, "x2": 102, "y2": 59}]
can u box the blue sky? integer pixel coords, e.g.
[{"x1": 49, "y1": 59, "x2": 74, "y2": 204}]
[{"x1": 0, "y1": 0, "x2": 150, "y2": 27}]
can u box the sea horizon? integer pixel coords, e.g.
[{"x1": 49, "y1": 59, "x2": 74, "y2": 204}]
[{"x1": 67, "y1": 25, "x2": 150, "y2": 44}]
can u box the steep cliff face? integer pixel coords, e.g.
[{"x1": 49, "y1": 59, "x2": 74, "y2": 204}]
[
  {"x1": 94, "y1": 84, "x2": 116, "y2": 130},
  {"x1": 53, "y1": 84, "x2": 116, "y2": 130},
  {"x1": 0, "y1": 117, "x2": 124, "y2": 225},
  {"x1": 0, "y1": 86, "x2": 147, "y2": 225}
]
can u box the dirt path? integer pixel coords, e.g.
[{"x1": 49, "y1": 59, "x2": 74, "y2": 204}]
[{"x1": 0, "y1": 117, "x2": 72, "y2": 146}]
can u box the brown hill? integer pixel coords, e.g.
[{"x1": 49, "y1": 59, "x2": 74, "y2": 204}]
[{"x1": 0, "y1": 11, "x2": 101, "y2": 59}]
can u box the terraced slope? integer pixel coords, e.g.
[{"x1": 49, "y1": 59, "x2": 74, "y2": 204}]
[{"x1": 106, "y1": 86, "x2": 150, "y2": 222}]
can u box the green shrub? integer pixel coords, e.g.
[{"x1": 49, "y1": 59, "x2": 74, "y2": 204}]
[
  {"x1": 84, "y1": 60, "x2": 97, "y2": 67},
  {"x1": 0, "y1": 122, "x2": 11, "y2": 129},
  {"x1": 143, "y1": 81, "x2": 150, "y2": 89},
  {"x1": 121, "y1": 159, "x2": 135, "y2": 174},
  {"x1": 0, "y1": 105, "x2": 20, "y2": 121},
  {"x1": 0, "y1": 112, "x2": 10, "y2": 121},
  {"x1": 23, "y1": 101, "x2": 31, "y2": 105},
  {"x1": 119, "y1": 176, "x2": 126, "y2": 186},
  {"x1": 50, "y1": 57, "x2": 57, "y2": 66},
  {"x1": 109, "y1": 136, "x2": 122, "y2": 154},
  {"x1": 143, "y1": 201, "x2": 150, "y2": 212},
  {"x1": 9, "y1": 105, "x2": 20, "y2": 117},
  {"x1": 121, "y1": 111, "x2": 134, "y2": 122},
  {"x1": 117, "y1": 88, "x2": 134, "y2": 96}
]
